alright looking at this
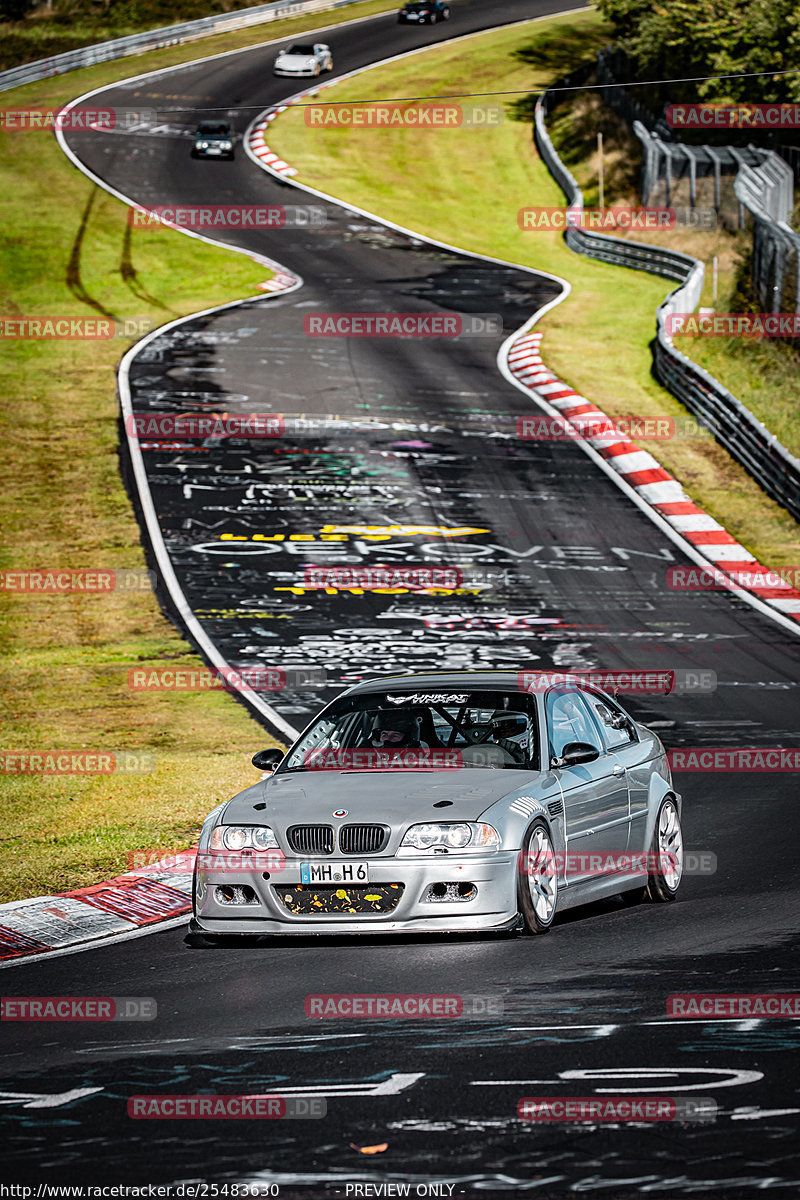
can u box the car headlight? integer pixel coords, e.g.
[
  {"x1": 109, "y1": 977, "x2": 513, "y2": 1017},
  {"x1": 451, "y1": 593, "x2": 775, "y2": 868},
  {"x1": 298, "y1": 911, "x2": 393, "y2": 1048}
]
[
  {"x1": 209, "y1": 825, "x2": 279, "y2": 851},
  {"x1": 219, "y1": 141, "x2": 232, "y2": 149},
  {"x1": 197, "y1": 141, "x2": 208, "y2": 149},
  {"x1": 399, "y1": 822, "x2": 500, "y2": 854}
]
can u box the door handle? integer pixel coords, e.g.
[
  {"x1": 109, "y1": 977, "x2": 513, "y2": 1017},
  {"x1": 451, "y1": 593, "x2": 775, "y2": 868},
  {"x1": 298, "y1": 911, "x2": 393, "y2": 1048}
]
[{"x1": 612, "y1": 764, "x2": 624, "y2": 776}]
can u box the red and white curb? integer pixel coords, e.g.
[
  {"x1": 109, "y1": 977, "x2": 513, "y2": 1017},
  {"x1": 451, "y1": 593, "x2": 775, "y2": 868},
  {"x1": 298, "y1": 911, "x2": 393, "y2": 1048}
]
[
  {"x1": 507, "y1": 331, "x2": 800, "y2": 624},
  {"x1": 247, "y1": 76, "x2": 342, "y2": 180},
  {"x1": 248, "y1": 105, "x2": 298, "y2": 176},
  {"x1": 0, "y1": 853, "x2": 197, "y2": 964}
]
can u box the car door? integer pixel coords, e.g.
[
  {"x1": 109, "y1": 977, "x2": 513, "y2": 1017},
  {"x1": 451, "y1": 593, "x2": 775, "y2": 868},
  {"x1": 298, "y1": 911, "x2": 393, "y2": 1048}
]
[
  {"x1": 584, "y1": 691, "x2": 647, "y2": 853},
  {"x1": 544, "y1": 688, "x2": 630, "y2": 886}
]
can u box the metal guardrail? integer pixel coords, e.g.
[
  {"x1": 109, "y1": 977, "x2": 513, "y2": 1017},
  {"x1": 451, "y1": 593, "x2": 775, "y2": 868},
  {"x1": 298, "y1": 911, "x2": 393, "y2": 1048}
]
[
  {"x1": 0, "y1": 0, "x2": 363, "y2": 94},
  {"x1": 534, "y1": 81, "x2": 800, "y2": 524}
]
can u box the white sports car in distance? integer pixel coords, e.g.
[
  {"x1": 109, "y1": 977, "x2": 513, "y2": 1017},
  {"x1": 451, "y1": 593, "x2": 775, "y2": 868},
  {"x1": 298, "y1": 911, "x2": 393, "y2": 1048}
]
[{"x1": 273, "y1": 42, "x2": 333, "y2": 78}]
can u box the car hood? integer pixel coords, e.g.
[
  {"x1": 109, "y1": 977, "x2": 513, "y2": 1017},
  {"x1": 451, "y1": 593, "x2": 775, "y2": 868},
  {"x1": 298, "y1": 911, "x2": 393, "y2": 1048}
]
[{"x1": 222, "y1": 768, "x2": 545, "y2": 829}]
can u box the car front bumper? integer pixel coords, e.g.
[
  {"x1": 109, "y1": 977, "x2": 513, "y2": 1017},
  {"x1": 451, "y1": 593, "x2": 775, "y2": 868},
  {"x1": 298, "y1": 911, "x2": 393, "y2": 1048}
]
[
  {"x1": 193, "y1": 850, "x2": 519, "y2": 935},
  {"x1": 273, "y1": 65, "x2": 317, "y2": 76}
]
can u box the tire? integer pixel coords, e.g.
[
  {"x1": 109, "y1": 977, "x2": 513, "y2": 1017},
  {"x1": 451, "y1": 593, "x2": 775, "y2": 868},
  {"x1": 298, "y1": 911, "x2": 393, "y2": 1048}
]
[
  {"x1": 646, "y1": 796, "x2": 684, "y2": 902},
  {"x1": 517, "y1": 820, "x2": 558, "y2": 934}
]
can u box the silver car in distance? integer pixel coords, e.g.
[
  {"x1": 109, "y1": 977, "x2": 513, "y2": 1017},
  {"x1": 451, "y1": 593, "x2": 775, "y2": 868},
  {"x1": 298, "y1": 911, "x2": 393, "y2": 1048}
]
[
  {"x1": 191, "y1": 672, "x2": 684, "y2": 940},
  {"x1": 272, "y1": 42, "x2": 333, "y2": 77}
]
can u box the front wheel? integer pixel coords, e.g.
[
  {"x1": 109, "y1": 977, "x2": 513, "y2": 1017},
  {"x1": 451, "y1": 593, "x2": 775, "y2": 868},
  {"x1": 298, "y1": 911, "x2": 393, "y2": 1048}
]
[
  {"x1": 647, "y1": 796, "x2": 683, "y2": 902},
  {"x1": 517, "y1": 821, "x2": 558, "y2": 934}
]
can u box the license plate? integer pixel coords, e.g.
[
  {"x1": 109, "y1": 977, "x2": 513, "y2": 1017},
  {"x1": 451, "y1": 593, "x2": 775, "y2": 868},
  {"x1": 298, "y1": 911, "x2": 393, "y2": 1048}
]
[{"x1": 300, "y1": 861, "x2": 370, "y2": 884}]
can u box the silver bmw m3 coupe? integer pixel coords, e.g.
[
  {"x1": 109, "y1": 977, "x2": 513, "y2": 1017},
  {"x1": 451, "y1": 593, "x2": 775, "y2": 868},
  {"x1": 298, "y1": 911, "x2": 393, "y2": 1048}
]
[{"x1": 191, "y1": 672, "x2": 683, "y2": 940}]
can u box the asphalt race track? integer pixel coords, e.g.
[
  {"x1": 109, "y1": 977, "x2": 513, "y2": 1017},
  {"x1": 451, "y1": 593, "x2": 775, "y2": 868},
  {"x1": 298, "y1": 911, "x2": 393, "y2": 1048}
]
[{"x1": 3, "y1": 0, "x2": 800, "y2": 1194}]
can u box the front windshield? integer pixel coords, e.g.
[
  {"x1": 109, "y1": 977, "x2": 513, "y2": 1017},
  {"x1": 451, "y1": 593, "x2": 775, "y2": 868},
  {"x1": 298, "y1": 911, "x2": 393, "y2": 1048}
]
[
  {"x1": 197, "y1": 123, "x2": 229, "y2": 135},
  {"x1": 282, "y1": 689, "x2": 539, "y2": 772},
  {"x1": 288, "y1": 44, "x2": 316, "y2": 54}
]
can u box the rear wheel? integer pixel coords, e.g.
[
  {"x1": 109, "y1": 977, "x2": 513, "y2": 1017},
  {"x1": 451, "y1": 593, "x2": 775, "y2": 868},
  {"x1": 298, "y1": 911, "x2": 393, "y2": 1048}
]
[
  {"x1": 621, "y1": 797, "x2": 683, "y2": 906},
  {"x1": 647, "y1": 797, "x2": 683, "y2": 902},
  {"x1": 517, "y1": 821, "x2": 558, "y2": 934}
]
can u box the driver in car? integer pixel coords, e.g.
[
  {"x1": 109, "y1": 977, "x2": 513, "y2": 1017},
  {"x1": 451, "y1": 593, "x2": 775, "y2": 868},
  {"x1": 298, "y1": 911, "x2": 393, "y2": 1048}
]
[
  {"x1": 490, "y1": 710, "x2": 528, "y2": 764},
  {"x1": 369, "y1": 709, "x2": 429, "y2": 749}
]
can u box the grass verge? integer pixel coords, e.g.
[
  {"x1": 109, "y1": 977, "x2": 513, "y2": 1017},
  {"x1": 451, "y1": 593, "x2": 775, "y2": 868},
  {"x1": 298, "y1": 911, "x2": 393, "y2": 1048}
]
[
  {"x1": 269, "y1": 8, "x2": 799, "y2": 569},
  {"x1": 0, "y1": 2, "x2": 403, "y2": 904},
  {"x1": 0, "y1": 0, "x2": 398, "y2": 72}
]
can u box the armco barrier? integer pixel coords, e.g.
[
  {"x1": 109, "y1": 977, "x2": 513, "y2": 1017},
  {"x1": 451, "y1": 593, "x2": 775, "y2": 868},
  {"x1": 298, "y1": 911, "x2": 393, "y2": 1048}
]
[
  {"x1": 534, "y1": 78, "x2": 800, "y2": 524},
  {"x1": 0, "y1": 0, "x2": 365, "y2": 94}
]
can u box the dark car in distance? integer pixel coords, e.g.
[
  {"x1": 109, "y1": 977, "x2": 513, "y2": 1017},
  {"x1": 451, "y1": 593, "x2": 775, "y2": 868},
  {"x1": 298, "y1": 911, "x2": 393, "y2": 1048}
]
[
  {"x1": 398, "y1": 1, "x2": 450, "y2": 24},
  {"x1": 192, "y1": 121, "x2": 235, "y2": 160}
]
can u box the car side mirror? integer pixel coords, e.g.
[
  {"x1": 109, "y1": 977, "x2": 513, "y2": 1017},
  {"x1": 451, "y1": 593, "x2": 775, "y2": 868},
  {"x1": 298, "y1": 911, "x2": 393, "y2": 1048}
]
[
  {"x1": 550, "y1": 741, "x2": 600, "y2": 769},
  {"x1": 252, "y1": 748, "x2": 284, "y2": 772}
]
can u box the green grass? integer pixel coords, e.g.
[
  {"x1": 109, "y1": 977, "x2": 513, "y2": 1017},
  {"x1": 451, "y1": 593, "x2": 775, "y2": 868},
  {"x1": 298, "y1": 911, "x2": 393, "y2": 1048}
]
[
  {"x1": 269, "y1": 8, "x2": 799, "y2": 570},
  {"x1": 0, "y1": 0, "x2": 398, "y2": 71},
  {"x1": 0, "y1": 3, "x2": 406, "y2": 904}
]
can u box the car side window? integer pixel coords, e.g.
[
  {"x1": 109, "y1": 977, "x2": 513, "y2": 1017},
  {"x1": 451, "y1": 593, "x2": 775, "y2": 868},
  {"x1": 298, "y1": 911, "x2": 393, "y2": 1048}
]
[
  {"x1": 588, "y1": 694, "x2": 636, "y2": 750},
  {"x1": 546, "y1": 691, "x2": 605, "y2": 758}
]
